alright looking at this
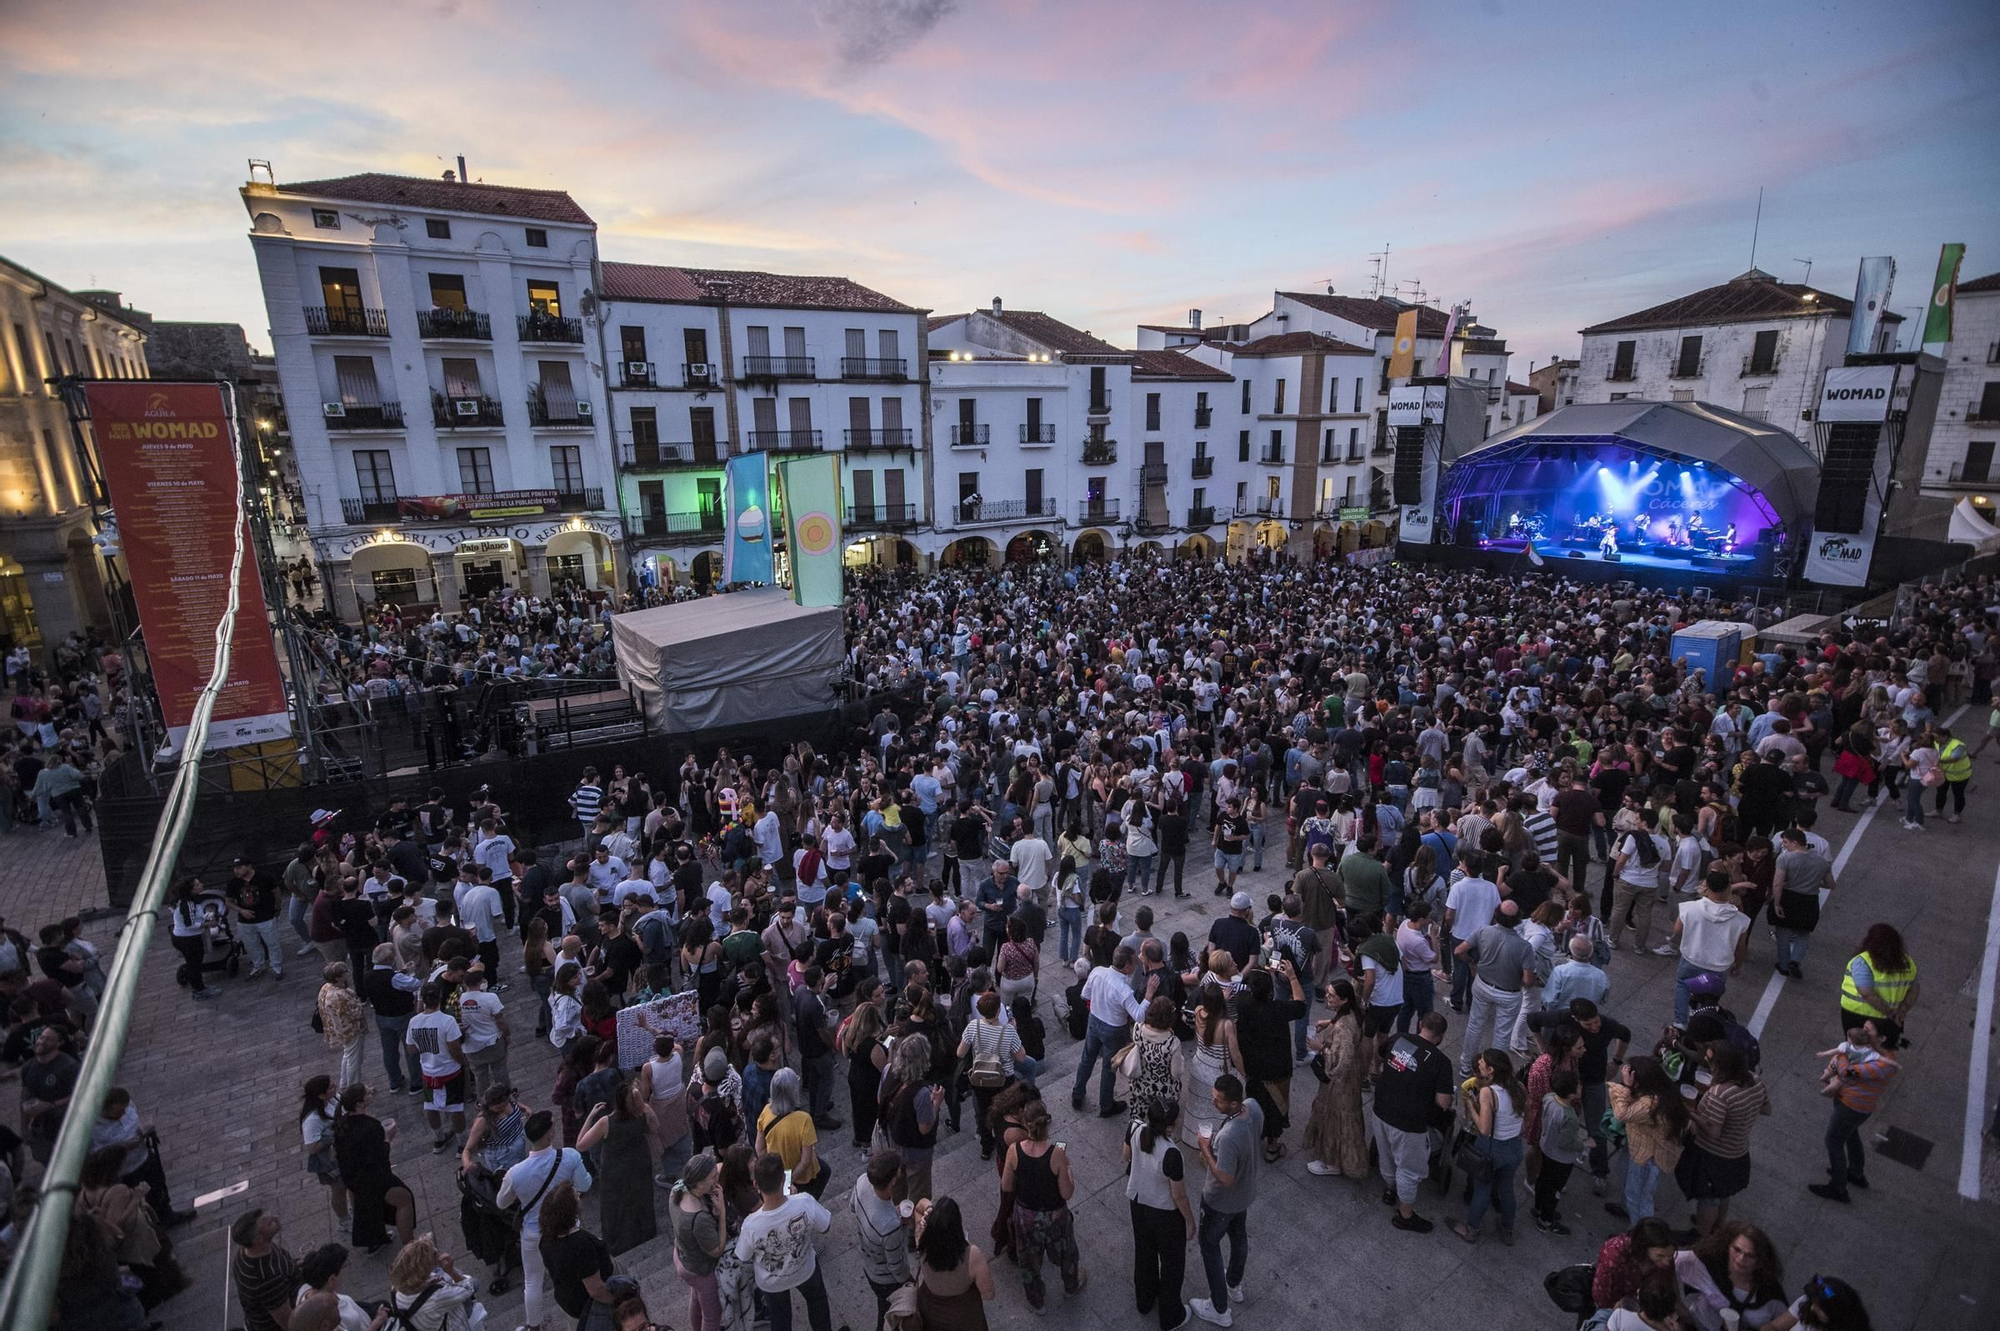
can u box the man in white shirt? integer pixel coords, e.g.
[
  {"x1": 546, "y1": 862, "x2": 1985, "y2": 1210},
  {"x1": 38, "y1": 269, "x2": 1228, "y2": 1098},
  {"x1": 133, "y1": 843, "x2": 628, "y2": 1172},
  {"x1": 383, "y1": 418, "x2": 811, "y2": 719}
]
[
  {"x1": 1656, "y1": 814, "x2": 1710, "y2": 957},
  {"x1": 754, "y1": 807, "x2": 786, "y2": 869},
  {"x1": 455, "y1": 966, "x2": 511, "y2": 1102},
  {"x1": 585, "y1": 845, "x2": 628, "y2": 898},
  {"x1": 473, "y1": 820, "x2": 516, "y2": 928},
  {"x1": 404, "y1": 981, "x2": 467, "y2": 1151},
  {"x1": 1669, "y1": 873, "x2": 1751, "y2": 1026},
  {"x1": 499, "y1": 1109, "x2": 594, "y2": 1331},
  {"x1": 793, "y1": 834, "x2": 830, "y2": 909},
  {"x1": 1009, "y1": 829, "x2": 1054, "y2": 905},
  {"x1": 821, "y1": 812, "x2": 857, "y2": 878},
  {"x1": 1443, "y1": 854, "x2": 1501, "y2": 1013},
  {"x1": 612, "y1": 871, "x2": 657, "y2": 908},
  {"x1": 454, "y1": 866, "x2": 506, "y2": 982},
  {"x1": 736, "y1": 1151, "x2": 836, "y2": 1331},
  {"x1": 707, "y1": 878, "x2": 734, "y2": 935},
  {"x1": 1070, "y1": 945, "x2": 1160, "y2": 1117}
]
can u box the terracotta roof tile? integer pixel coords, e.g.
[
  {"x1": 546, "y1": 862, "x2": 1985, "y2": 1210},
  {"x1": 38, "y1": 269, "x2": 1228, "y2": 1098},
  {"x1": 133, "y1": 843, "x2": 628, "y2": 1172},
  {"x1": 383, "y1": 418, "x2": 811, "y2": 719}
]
[
  {"x1": 934, "y1": 309, "x2": 1127, "y2": 357},
  {"x1": 600, "y1": 262, "x2": 916, "y2": 313},
  {"x1": 1505, "y1": 380, "x2": 1536, "y2": 395},
  {"x1": 1228, "y1": 330, "x2": 1375, "y2": 358},
  {"x1": 1130, "y1": 348, "x2": 1233, "y2": 381},
  {"x1": 1277, "y1": 291, "x2": 1450, "y2": 334},
  {"x1": 1580, "y1": 268, "x2": 1870, "y2": 334},
  {"x1": 1958, "y1": 270, "x2": 2000, "y2": 295},
  {"x1": 276, "y1": 172, "x2": 593, "y2": 225}
]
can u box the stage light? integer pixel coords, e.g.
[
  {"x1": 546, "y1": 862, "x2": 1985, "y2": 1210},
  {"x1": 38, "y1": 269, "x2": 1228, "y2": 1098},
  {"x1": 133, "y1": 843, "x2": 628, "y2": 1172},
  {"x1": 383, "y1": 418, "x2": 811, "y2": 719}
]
[{"x1": 1598, "y1": 466, "x2": 1609, "y2": 476}]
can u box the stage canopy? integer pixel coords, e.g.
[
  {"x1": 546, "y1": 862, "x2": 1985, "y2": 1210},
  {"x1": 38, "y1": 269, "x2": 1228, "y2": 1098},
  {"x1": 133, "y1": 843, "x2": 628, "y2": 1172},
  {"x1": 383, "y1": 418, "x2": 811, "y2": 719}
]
[
  {"x1": 1472, "y1": 401, "x2": 1821, "y2": 529},
  {"x1": 611, "y1": 587, "x2": 844, "y2": 733}
]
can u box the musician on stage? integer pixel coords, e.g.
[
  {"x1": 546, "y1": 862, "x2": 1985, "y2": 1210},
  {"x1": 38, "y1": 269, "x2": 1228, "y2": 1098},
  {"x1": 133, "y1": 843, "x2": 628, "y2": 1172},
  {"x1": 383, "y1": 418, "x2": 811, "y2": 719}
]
[
  {"x1": 1598, "y1": 523, "x2": 1619, "y2": 557},
  {"x1": 1665, "y1": 516, "x2": 1686, "y2": 547},
  {"x1": 1723, "y1": 521, "x2": 1737, "y2": 551}
]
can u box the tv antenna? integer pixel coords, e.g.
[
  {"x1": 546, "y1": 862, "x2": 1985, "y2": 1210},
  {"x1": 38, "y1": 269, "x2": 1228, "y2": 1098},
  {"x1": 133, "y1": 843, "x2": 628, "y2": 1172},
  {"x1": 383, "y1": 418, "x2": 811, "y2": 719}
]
[
  {"x1": 1367, "y1": 245, "x2": 1390, "y2": 299},
  {"x1": 1792, "y1": 257, "x2": 1813, "y2": 287},
  {"x1": 1748, "y1": 186, "x2": 1763, "y2": 270},
  {"x1": 1311, "y1": 277, "x2": 1335, "y2": 295}
]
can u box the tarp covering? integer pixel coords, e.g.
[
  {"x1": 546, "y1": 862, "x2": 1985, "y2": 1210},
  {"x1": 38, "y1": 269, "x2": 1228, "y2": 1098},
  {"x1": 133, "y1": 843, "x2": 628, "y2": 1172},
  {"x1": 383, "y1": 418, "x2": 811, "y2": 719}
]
[
  {"x1": 611, "y1": 588, "x2": 844, "y2": 732},
  {"x1": 1470, "y1": 401, "x2": 1822, "y2": 529},
  {"x1": 1949, "y1": 497, "x2": 2000, "y2": 550}
]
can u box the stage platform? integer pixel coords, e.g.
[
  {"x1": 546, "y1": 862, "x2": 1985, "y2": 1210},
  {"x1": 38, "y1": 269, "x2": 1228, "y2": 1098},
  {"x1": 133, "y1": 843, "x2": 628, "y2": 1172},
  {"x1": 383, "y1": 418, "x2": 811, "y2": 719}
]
[
  {"x1": 1477, "y1": 536, "x2": 1758, "y2": 575},
  {"x1": 1406, "y1": 538, "x2": 1783, "y2": 594}
]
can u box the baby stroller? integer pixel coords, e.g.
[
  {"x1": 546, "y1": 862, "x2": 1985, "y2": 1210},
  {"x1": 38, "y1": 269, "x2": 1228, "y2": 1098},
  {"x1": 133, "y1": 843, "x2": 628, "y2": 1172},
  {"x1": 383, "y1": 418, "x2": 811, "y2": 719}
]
[{"x1": 172, "y1": 891, "x2": 244, "y2": 987}]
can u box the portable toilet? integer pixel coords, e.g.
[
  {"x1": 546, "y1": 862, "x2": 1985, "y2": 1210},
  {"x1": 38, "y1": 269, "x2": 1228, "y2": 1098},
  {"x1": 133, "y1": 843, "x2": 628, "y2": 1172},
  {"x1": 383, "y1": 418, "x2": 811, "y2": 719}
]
[{"x1": 1670, "y1": 620, "x2": 1742, "y2": 694}]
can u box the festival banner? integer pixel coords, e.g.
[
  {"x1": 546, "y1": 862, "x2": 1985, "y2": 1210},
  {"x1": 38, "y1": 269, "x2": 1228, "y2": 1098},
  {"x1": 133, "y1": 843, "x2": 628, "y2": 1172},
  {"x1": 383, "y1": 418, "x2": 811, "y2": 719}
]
[
  {"x1": 395, "y1": 489, "x2": 560, "y2": 522},
  {"x1": 1845, "y1": 257, "x2": 1896, "y2": 356},
  {"x1": 85, "y1": 383, "x2": 292, "y2": 753},
  {"x1": 1387, "y1": 308, "x2": 1419, "y2": 380},
  {"x1": 1922, "y1": 243, "x2": 1965, "y2": 356},
  {"x1": 722, "y1": 451, "x2": 773, "y2": 585},
  {"x1": 1432, "y1": 303, "x2": 1462, "y2": 375},
  {"x1": 776, "y1": 452, "x2": 844, "y2": 607}
]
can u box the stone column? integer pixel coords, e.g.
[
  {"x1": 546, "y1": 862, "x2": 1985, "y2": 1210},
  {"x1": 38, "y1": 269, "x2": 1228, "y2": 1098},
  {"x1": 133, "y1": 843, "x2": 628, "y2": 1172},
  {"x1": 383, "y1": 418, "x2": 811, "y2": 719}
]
[{"x1": 430, "y1": 550, "x2": 462, "y2": 613}]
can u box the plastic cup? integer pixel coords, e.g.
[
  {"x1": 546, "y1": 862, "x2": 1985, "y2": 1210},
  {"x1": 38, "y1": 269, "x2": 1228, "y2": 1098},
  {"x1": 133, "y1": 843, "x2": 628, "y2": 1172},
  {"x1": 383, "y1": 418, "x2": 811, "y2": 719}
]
[
  {"x1": 1198, "y1": 1124, "x2": 1214, "y2": 1142},
  {"x1": 899, "y1": 1200, "x2": 914, "y2": 1220},
  {"x1": 1720, "y1": 1311, "x2": 1740, "y2": 1331}
]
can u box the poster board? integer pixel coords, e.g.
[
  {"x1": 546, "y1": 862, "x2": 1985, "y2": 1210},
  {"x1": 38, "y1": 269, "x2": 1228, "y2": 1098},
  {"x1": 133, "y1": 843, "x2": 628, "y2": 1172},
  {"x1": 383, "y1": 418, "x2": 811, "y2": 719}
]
[{"x1": 614, "y1": 990, "x2": 701, "y2": 1070}]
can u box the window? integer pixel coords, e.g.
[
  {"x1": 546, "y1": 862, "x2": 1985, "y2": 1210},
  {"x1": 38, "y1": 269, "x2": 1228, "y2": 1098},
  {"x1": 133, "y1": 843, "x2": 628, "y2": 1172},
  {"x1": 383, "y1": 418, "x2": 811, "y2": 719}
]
[
  {"x1": 783, "y1": 326, "x2": 807, "y2": 361},
  {"x1": 620, "y1": 326, "x2": 648, "y2": 363},
  {"x1": 1979, "y1": 383, "x2": 2000, "y2": 421},
  {"x1": 1024, "y1": 468, "x2": 1044, "y2": 512},
  {"x1": 1673, "y1": 335, "x2": 1703, "y2": 378},
  {"x1": 354, "y1": 450, "x2": 396, "y2": 502},
  {"x1": 1962, "y1": 440, "x2": 1995, "y2": 484},
  {"x1": 1611, "y1": 340, "x2": 1636, "y2": 380},
  {"x1": 1671, "y1": 388, "x2": 1696, "y2": 402},
  {"x1": 1146, "y1": 393, "x2": 1161, "y2": 431},
  {"x1": 1273, "y1": 379, "x2": 1286, "y2": 413},
  {"x1": 370, "y1": 567, "x2": 420, "y2": 605},
  {"x1": 630, "y1": 407, "x2": 659, "y2": 447},
  {"x1": 428, "y1": 274, "x2": 467, "y2": 311},
  {"x1": 1322, "y1": 427, "x2": 1334, "y2": 462},
  {"x1": 426, "y1": 218, "x2": 451, "y2": 239},
  {"x1": 1353, "y1": 377, "x2": 1363, "y2": 413},
  {"x1": 525, "y1": 228, "x2": 548, "y2": 248},
  {"x1": 1749, "y1": 329, "x2": 1779, "y2": 374},
  {"x1": 537, "y1": 360, "x2": 577, "y2": 415},
  {"x1": 456, "y1": 447, "x2": 495, "y2": 494},
  {"x1": 683, "y1": 328, "x2": 708, "y2": 367},
  {"x1": 1089, "y1": 366, "x2": 1107, "y2": 411},
  {"x1": 525, "y1": 281, "x2": 561, "y2": 316},
  {"x1": 45, "y1": 332, "x2": 61, "y2": 375},
  {"x1": 312, "y1": 209, "x2": 339, "y2": 229},
  {"x1": 14, "y1": 323, "x2": 37, "y2": 389},
  {"x1": 1240, "y1": 379, "x2": 1251, "y2": 413},
  {"x1": 881, "y1": 397, "x2": 903, "y2": 436},
  {"x1": 62, "y1": 338, "x2": 78, "y2": 375},
  {"x1": 1238, "y1": 429, "x2": 1250, "y2": 462},
  {"x1": 550, "y1": 445, "x2": 584, "y2": 494},
  {"x1": 1269, "y1": 429, "x2": 1283, "y2": 461},
  {"x1": 319, "y1": 267, "x2": 362, "y2": 314},
  {"x1": 333, "y1": 356, "x2": 381, "y2": 405},
  {"x1": 441, "y1": 357, "x2": 482, "y2": 398}
]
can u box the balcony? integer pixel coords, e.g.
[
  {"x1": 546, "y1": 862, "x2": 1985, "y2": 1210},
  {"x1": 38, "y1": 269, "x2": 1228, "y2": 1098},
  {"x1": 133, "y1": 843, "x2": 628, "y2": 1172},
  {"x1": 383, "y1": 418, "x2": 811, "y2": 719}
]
[
  {"x1": 618, "y1": 361, "x2": 658, "y2": 388},
  {"x1": 518, "y1": 312, "x2": 584, "y2": 343},
  {"x1": 322, "y1": 402, "x2": 404, "y2": 431},
  {"x1": 1606, "y1": 366, "x2": 1638, "y2": 382},
  {"x1": 432, "y1": 393, "x2": 505, "y2": 428},
  {"x1": 682, "y1": 363, "x2": 720, "y2": 388},
  {"x1": 1195, "y1": 407, "x2": 1212, "y2": 428},
  {"x1": 1967, "y1": 400, "x2": 2000, "y2": 424},
  {"x1": 741, "y1": 355, "x2": 815, "y2": 379},
  {"x1": 1462, "y1": 337, "x2": 1509, "y2": 356},
  {"x1": 1668, "y1": 357, "x2": 1706, "y2": 381},
  {"x1": 553, "y1": 489, "x2": 601, "y2": 512},
  {"x1": 341, "y1": 498, "x2": 400, "y2": 523},
  {"x1": 1254, "y1": 496, "x2": 1283, "y2": 516},
  {"x1": 632, "y1": 510, "x2": 725, "y2": 540},
  {"x1": 1486, "y1": 386, "x2": 1503, "y2": 403},
  {"x1": 1088, "y1": 397, "x2": 1111, "y2": 417},
  {"x1": 619, "y1": 441, "x2": 728, "y2": 469},
  {"x1": 1020, "y1": 424, "x2": 1055, "y2": 445},
  {"x1": 1136, "y1": 463, "x2": 1168, "y2": 486},
  {"x1": 951, "y1": 424, "x2": 990, "y2": 447},
  {"x1": 1259, "y1": 446, "x2": 1285, "y2": 465},
  {"x1": 527, "y1": 391, "x2": 594, "y2": 427},
  {"x1": 1741, "y1": 354, "x2": 1781, "y2": 377},
  {"x1": 1944, "y1": 462, "x2": 1995, "y2": 487},
  {"x1": 304, "y1": 306, "x2": 388, "y2": 337},
  {"x1": 1191, "y1": 456, "x2": 1214, "y2": 478},
  {"x1": 1080, "y1": 439, "x2": 1117, "y2": 465},
  {"x1": 1077, "y1": 499, "x2": 1120, "y2": 524},
  {"x1": 1372, "y1": 438, "x2": 1394, "y2": 456},
  {"x1": 948, "y1": 497, "x2": 1056, "y2": 527},
  {"x1": 416, "y1": 308, "x2": 491, "y2": 340},
  {"x1": 847, "y1": 503, "x2": 920, "y2": 531},
  {"x1": 843, "y1": 428, "x2": 914, "y2": 451},
  {"x1": 1187, "y1": 504, "x2": 1217, "y2": 527},
  {"x1": 746, "y1": 428, "x2": 823, "y2": 452},
  {"x1": 840, "y1": 357, "x2": 907, "y2": 381}
]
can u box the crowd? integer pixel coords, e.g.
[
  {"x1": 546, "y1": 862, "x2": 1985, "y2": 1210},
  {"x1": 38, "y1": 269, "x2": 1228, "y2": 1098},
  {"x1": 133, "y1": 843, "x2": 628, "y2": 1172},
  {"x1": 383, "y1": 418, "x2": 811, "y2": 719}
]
[{"x1": 6, "y1": 552, "x2": 2000, "y2": 1331}]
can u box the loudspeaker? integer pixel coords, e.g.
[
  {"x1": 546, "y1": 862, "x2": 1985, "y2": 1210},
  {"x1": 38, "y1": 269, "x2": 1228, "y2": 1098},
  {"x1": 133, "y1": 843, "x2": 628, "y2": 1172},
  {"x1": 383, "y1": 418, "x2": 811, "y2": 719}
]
[
  {"x1": 1815, "y1": 422, "x2": 1877, "y2": 534},
  {"x1": 1602, "y1": 551, "x2": 1621, "y2": 562},
  {"x1": 1568, "y1": 551, "x2": 1586, "y2": 559},
  {"x1": 1392, "y1": 425, "x2": 1426, "y2": 505}
]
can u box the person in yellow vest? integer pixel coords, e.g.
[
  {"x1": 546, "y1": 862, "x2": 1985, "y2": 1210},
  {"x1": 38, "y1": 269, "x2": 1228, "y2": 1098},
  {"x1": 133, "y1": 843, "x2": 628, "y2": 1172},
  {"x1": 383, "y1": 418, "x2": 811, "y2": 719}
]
[
  {"x1": 1931, "y1": 726, "x2": 1971, "y2": 824},
  {"x1": 1839, "y1": 923, "x2": 1919, "y2": 1048}
]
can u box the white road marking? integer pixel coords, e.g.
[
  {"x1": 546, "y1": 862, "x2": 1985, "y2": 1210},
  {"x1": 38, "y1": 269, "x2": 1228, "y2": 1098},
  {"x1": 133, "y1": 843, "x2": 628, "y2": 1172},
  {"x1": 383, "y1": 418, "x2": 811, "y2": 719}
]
[
  {"x1": 1745, "y1": 703, "x2": 1965, "y2": 1040},
  {"x1": 192, "y1": 1178, "x2": 248, "y2": 1209},
  {"x1": 1959, "y1": 859, "x2": 2000, "y2": 1201}
]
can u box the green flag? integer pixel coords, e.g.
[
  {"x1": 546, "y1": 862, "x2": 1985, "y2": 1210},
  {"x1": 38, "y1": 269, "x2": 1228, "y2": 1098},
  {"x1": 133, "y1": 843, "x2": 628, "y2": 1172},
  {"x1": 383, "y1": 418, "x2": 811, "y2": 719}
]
[
  {"x1": 1922, "y1": 242, "x2": 1965, "y2": 355},
  {"x1": 776, "y1": 453, "x2": 844, "y2": 607}
]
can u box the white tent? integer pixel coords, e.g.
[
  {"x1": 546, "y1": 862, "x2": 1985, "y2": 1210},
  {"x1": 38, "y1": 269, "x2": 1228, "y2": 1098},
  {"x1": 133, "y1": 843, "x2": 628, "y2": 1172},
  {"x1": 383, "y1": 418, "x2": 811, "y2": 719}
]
[
  {"x1": 1948, "y1": 497, "x2": 2000, "y2": 550},
  {"x1": 611, "y1": 588, "x2": 844, "y2": 732}
]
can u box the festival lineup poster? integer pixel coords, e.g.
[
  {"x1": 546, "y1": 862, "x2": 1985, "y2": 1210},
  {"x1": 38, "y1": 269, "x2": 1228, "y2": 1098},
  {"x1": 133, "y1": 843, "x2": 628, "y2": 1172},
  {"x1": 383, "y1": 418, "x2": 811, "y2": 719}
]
[
  {"x1": 84, "y1": 383, "x2": 291, "y2": 753},
  {"x1": 614, "y1": 990, "x2": 702, "y2": 1070}
]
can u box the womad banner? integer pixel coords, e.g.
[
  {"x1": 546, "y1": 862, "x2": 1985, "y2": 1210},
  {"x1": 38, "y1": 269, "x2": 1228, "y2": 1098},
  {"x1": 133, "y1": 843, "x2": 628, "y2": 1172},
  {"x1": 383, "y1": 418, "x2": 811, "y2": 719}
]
[
  {"x1": 722, "y1": 451, "x2": 772, "y2": 585},
  {"x1": 85, "y1": 383, "x2": 292, "y2": 753},
  {"x1": 776, "y1": 452, "x2": 844, "y2": 608}
]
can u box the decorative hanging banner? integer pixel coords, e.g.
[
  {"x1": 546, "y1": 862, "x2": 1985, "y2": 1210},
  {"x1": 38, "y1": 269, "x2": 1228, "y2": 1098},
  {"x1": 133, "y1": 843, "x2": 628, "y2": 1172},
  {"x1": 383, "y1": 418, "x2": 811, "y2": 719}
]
[
  {"x1": 722, "y1": 451, "x2": 773, "y2": 585},
  {"x1": 776, "y1": 452, "x2": 844, "y2": 607}
]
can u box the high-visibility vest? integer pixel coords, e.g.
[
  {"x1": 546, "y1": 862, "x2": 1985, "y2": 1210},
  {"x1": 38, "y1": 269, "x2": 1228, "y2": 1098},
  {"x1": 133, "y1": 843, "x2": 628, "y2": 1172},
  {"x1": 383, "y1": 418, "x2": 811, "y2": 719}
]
[
  {"x1": 1938, "y1": 739, "x2": 1971, "y2": 783},
  {"x1": 1840, "y1": 952, "x2": 1918, "y2": 1016}
]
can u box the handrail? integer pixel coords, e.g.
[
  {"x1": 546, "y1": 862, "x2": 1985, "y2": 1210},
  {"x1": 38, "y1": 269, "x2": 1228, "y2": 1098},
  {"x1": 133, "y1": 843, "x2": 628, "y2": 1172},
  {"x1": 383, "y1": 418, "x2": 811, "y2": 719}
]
[{"x1": 0, "y1": 400, "x2": 251, "y2": 1331}]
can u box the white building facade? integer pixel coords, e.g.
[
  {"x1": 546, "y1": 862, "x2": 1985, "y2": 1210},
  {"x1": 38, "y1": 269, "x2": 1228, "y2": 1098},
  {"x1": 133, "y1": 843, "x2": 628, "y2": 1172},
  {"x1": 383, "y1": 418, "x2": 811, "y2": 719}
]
[
  {"x1": 240, "y1": 170, "x2": 622, "y2": 620},
  {"x1": 1573, "y1": 267, "x2": 1900, "y2": 433},
  {"x1": 1916, "y1": 269, "x2": 2000, "y2": 509}
]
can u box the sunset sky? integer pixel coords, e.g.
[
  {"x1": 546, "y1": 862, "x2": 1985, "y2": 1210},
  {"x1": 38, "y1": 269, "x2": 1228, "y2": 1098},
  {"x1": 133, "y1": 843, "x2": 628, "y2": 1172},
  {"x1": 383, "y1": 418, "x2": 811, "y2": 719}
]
[{"x1": 3, "y1": 0, "x2": 1995, "y2": 369}]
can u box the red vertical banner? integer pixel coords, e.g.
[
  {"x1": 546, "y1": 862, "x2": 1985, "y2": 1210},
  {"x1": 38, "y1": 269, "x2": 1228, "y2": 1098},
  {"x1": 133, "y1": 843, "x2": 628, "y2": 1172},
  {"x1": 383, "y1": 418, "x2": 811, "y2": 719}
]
[{"x1": 84, "y1": 383, "x2": 291, "y2": 752}]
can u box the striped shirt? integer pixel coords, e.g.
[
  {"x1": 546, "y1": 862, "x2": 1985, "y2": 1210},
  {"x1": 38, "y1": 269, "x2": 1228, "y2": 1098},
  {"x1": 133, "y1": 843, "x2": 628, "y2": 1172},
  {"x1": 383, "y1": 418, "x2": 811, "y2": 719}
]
[
  {"x1": 1826, "y1": 1049, "x2": 1900, "y2": 1115},
  {"x1": 571, "y1": 781, "x2": 603, "y2": 822},
  {"x1": 1690, "y1": 1077, "x2": 1771, "y2": 1158}
]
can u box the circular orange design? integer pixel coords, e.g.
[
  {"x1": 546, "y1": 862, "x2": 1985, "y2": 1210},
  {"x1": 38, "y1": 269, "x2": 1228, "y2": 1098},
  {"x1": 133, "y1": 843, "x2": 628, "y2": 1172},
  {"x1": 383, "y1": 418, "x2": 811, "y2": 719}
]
[{"x1": 796, "y1": 511, "x2": 837, "y2": 555}]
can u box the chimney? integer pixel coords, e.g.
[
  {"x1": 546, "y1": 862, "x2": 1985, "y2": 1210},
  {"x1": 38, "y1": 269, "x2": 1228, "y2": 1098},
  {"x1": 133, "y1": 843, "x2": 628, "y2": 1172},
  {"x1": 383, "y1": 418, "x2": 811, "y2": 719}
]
[
  {"x1": 991, "y1": 297, "x2": 1003, "y2": 317},
  {"x1": 457, "y1": 155, "x2": 468, "y2": 184},
  {"x1": 1188, "y1": 308, "x2": 1201, "y2": 328}
]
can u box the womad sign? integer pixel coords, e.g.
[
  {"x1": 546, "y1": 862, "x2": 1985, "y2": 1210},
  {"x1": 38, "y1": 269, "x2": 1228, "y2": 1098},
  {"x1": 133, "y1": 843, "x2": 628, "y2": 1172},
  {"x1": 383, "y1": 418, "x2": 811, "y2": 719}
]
[
  {"x1": 1803, "y1": 532, "x2": 1874, "y2": 588},
  {"x1": 1803, "y1": 365, "x2": 1897, "y2": 587}
]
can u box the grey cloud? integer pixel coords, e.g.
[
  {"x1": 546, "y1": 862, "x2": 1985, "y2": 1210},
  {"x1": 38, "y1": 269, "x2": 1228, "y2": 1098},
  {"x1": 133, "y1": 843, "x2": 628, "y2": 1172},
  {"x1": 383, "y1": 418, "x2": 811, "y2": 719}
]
[{"x1": 815, "y1": 0, "x2": 957, "y2": 67}]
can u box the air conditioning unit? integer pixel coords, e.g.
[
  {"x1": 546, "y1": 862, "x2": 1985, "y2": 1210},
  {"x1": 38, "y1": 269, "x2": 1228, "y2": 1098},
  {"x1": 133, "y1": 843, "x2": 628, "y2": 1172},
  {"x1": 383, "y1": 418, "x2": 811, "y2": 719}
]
[
  {"x1": 626, "y1": 361, "x2": 649, "y2": 378},
  {"x1": 574, "y1": 400, "x2": 594, "y2": 418},
  {"x1": 454, "y1": 398, "x2": 480, "y2": 417},
  {"x1": 688, "y1": 362, "x2": 712, "y2": 380},
  {"x1": 322, "y1": 402, "x2": 346, "y2": 418}
]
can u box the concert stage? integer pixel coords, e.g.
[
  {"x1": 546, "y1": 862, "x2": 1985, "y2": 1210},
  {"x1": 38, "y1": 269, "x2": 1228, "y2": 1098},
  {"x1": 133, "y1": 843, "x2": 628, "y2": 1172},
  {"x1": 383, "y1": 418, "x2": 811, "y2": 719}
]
[{"x1": 1430, "y1": 402, "x2": 1822, "y2": 584}]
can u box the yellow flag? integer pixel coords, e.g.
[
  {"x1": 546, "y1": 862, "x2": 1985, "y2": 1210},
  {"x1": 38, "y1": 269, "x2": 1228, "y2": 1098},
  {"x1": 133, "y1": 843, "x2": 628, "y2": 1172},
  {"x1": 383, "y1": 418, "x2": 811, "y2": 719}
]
[{"x1": 1387, "y1": 308, "x2": 1419, "y2": 379}]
